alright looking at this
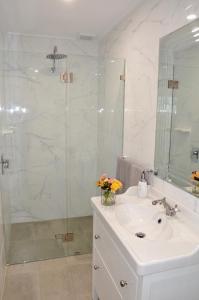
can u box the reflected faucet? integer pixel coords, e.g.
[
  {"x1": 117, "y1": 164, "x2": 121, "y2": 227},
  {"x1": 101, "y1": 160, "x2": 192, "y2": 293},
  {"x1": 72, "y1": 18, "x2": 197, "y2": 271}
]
[
  {"x1": 142, "y1": 169, "x2": 154, "y2": 185},
  {"x1": 152, "y1": 197, "x2": 180, "y2": 217}
]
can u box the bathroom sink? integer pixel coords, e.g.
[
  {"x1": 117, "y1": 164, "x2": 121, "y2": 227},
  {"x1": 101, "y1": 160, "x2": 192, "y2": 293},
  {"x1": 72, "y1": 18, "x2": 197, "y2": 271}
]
[
  {"x1": 91, "y1": 186, "x2": 199, "y2": 275},
  {"x1": 115, "y1": 202, "x2": 173, "y2": 241}
]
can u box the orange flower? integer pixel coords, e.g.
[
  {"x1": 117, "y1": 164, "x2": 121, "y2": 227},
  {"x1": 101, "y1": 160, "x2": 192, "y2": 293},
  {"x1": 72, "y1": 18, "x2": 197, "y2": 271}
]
[{"x1": 192, "y1": 171, "x2": 199, "y2": 181}]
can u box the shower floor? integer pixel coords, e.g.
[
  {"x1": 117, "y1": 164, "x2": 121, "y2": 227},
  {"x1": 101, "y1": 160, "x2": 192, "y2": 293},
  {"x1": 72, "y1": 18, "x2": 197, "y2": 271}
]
[{"x1": 8, "y1": 216, "x2": 93, "y2": 265}]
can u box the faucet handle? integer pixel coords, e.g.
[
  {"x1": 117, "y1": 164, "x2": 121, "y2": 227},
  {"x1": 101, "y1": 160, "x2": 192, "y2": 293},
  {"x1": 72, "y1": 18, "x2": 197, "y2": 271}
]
[
  {"x1": 174, "y1": 204, "x2": 180, "y2": 213},
  {"x1": 168, "y1": 204, "x2": 180, "y2": 216}
]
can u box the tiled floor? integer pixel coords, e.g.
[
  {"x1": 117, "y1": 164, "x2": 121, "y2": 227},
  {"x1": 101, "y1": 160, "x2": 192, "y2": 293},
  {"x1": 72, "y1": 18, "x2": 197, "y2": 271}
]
[
  {"x1": 3, "y1": 254, "x2": 92, "y2": 300},
  {"x1": 8, "y1": 216, "x2": 93, "y2": 264}
]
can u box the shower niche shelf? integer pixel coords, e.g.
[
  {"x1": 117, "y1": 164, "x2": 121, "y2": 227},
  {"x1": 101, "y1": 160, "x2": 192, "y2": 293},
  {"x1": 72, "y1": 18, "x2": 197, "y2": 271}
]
[{"x1": 173, "y1": 127, "x2": 191, "y2": 133}]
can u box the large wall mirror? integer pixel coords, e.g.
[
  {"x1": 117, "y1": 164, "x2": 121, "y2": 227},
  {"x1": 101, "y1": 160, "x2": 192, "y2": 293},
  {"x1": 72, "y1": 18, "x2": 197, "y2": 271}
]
[{"x1": 155, "y1": 18, "x2": 199, "y2": 196}]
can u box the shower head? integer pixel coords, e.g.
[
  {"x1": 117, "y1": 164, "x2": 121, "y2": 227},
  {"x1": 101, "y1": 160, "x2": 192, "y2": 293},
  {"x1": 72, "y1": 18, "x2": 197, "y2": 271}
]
[
  {"x1": 46, "y1": 46, "x2": 67, "y2": 60},
  {"x1": 46, "y1": 46, "x2": 67, "y2": 73},
  {"x1": 46, "y1": 53, "x2": 67, "y2": 60}
]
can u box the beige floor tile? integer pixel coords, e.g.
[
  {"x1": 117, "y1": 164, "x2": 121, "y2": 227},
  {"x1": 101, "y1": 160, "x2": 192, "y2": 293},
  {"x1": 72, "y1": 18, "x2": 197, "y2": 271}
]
[
  {"x1": 4, "y1": 255, "x2": 92, "y2": 300},
  {"x1": 9, "y1": 216, "x2": 93, "y2": 264},
  {"x1": 10, "y1": 222, "x2": 35, "y2": 241},
  {"x1": 39, "y1": 257, "x2": 68, "y2": 272},
  {"x1": 8, "y1": 239, "x2": 65, "y2": 264},
  {"x1": 4, "y1": 272, "x2": 40, "y2": 300},
  {"x1": 6, "y1": 261, "x2": 39, "y2": 274},
  {"x1": 69, "y1": 262, "x2": 92, "y2": 298},
  {"x1": 77, "y1": 296, "x2": 92, "y2": 300},
  {"x1": 39, "y1": 265, "x2": 73, "y2": 300},
  {"x1": 66, "y1": 254, "x2": 92, "y2": 265}
]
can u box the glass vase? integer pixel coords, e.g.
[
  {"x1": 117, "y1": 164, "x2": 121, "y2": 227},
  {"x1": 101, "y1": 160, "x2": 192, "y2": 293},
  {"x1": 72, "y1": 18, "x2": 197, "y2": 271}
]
[
  {"x1": 101, "y1": 190, "x2": 116, "y2": 206},
  {"x1": 192, "y1": 181, "x2": 199, "y2": 197}
]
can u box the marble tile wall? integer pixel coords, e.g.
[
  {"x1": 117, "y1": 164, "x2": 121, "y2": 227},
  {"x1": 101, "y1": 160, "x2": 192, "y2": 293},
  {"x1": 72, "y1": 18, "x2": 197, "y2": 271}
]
[
  {"x1": 4, "y1": 49, "x2": 68, "y2": 223},
  {"x1": 65, "y1": 55, "x2": 98, "y2": 218},
  {"x1": 99, "y1": 0, "x2": 199, "y2": 169},
  {"x1": 5, "y1": 32, "x2": 99, "y2": 57},
  {"x1": 3, "y1": 33, "x2": 99, "y2": 222},
  {"x1": 2, "y1": 32, "x2": 125, "y2": 224}
]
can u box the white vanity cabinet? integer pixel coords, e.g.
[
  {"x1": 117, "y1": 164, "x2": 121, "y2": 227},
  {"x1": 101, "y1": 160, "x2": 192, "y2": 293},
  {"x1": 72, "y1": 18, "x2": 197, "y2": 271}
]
[
  {"x1": 92, "y1": 212, "x2": 139, "y2": 300},
  {"x1": 92, "y1": 213, "x2": 138, "y2": 300},
  {"x1": 92, "y1": 211, "x2": 199, "y2": 300}
]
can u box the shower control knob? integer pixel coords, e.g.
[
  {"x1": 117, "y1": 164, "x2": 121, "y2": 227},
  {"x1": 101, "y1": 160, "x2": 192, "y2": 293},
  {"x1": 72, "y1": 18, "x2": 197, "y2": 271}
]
[
  {"x1": 93, "y1": 265, "x2": 100, "y2": 270},
  {"x1": 94, "y1": 234, "x2": 100, "y2": 239},
  {"x1": 120, "y1": 280, "x2": 128, "y2": 287}
]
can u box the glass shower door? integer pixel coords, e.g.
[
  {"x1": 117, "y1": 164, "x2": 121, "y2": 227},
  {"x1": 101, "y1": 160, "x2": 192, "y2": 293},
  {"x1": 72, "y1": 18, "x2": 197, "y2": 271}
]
[
  {"x1": 64, "y1": 55, "x2": 125, "y2": 256},
  {"x1": 2, "y1": 49, "x2": 125, "y2": 263},
  {"x1": 3, "y1": 50, "x2": 69, "y2": 264},
  {"x1": 64, "y1": 55, "x2": 98, "y2": 256}
]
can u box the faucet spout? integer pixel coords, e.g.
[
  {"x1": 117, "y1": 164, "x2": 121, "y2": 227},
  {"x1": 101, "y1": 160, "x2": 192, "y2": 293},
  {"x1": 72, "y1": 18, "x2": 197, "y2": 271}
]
[{"x1": 152, "y1": 197, "x2": 180, "y2": 217}]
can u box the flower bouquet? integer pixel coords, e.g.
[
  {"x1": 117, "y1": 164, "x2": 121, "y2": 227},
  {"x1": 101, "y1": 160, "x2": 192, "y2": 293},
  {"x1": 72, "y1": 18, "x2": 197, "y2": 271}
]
[
  {"x1": 191, "y1": 171, "x2": 199, "y2": 196},
  {"x1": 96, "y1": 175, "x2": 123, "y2": 206}
]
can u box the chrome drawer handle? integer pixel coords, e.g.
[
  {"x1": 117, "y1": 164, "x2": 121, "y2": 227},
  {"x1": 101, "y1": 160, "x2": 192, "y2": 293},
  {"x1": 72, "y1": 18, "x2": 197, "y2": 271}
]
[
  {"x1": 94, "y1": 265, "x2": 100, "y2": 270},
  {"x1": 94, "y1": 234, "x2": 100, "y2": 239},
  {"x1": 120, "y1": 280, "x2": 128, "y2": 287}
]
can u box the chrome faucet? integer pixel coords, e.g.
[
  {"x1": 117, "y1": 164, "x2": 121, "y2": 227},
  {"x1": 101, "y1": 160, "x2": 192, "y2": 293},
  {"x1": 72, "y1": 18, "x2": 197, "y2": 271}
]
[{"x1": 152, "y1": 197, "x2": 180, "y2": 217}]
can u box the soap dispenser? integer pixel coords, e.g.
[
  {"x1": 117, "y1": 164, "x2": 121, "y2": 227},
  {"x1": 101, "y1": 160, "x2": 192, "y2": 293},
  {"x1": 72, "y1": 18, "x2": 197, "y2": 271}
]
[{"x1": 137, "y1": 171, "x2": 148, "y2": 198}]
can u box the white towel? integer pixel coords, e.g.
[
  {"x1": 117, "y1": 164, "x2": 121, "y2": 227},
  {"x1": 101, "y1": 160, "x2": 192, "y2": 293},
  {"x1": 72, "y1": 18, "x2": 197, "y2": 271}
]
[{"x1": 116, "y1": 157, "x2": 143, "y2": 193}]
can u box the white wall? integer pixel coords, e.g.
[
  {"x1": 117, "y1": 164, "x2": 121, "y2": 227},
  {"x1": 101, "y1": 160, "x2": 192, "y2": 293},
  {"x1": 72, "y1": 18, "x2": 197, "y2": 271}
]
[{"x1": 99, "y1": 0, "x2": 199, "y2": 169}]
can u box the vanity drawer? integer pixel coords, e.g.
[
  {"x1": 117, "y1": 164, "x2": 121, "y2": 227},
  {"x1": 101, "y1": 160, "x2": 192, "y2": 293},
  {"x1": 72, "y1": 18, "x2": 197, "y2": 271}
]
[
  {"x1": 93, "y1": 247, "x2": 122, "y2": 300},
  {"x1": 94, "y1": 214, "x2": 138, "y2": 299}
]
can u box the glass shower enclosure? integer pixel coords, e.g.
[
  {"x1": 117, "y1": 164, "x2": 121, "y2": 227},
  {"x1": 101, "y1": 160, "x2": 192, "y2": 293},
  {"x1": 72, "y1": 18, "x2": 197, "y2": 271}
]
[{"x1": 0, "y1": 42, "x2": 125, "y2": 264}]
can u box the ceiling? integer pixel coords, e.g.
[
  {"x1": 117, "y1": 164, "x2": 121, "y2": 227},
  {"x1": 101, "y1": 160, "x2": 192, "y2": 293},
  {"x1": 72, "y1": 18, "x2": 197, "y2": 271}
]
[{"x1": 0, "y1": 0, "x2": 141, "y2": 40}]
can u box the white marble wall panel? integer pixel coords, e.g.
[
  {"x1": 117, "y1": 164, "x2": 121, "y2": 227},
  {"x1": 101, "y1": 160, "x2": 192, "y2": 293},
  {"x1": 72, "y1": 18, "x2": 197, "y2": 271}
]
[
  {"x1": 66, "y1": 55, "x2": 98, "y2": 217},
  {"x1": 2, "y1": 32, "x2": 124, "y2": 224},
  {"x1": 99, "y1": 0, "x2": 199, "y2": 169},
  {"x1": 3, "y1": 34, "x2": 100, "y2": 222},
  {"x1": 4, "y1": 49, "x2": 68, "y2": 222},
  {"x1": 5, "y1": 32, "x2": 98, "y2": 57},
  {"x1": 97, "y1": 58, "x2": 125, "y2": 178}
]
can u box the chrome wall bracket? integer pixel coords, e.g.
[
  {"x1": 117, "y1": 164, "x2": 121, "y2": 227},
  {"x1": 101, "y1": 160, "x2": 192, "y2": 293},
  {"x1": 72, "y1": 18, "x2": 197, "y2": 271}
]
[
  {"x1": 60, "y1": 72, "x2": 74, "y2": 83},
  {"x1": 168, "y1": 80, "x2": 179, "y2": 89},
  {"x1": 120, "y1": 74, "x2": 125, "y2": 81},
  {"x1": 55, "y1": 232, "x2": 74, "y2": 242}
]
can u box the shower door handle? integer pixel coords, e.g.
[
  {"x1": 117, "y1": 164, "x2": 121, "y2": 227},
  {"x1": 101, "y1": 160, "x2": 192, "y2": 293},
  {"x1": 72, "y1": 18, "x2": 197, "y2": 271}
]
[{"x1": 0, "y1": 155, "x2": 9, "y2": 175}]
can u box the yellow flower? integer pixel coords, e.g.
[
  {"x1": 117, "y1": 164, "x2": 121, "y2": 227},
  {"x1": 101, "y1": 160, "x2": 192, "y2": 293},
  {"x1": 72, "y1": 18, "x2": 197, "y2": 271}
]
[
  {"x1": 111, "y1": 180, "x2": 123, "y2": 193},
  {"x1": 97, "y1": 175, "x2": 123, "y2": 193}
]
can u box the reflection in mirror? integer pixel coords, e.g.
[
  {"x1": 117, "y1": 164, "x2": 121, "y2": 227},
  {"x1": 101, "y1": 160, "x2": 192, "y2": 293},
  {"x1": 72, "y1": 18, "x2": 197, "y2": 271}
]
[{"x1": 155, "y1": 18, "x2": 199, "y2": 197}]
